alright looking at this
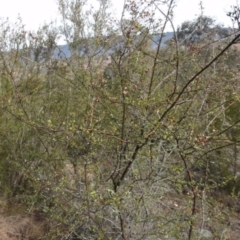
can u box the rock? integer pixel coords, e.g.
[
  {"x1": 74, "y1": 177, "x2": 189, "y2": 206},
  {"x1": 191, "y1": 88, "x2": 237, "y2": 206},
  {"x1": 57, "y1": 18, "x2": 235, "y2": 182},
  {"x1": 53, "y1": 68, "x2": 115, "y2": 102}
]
[{"x1": 197, "y1": 229, "x2": 213, "y2": 239}]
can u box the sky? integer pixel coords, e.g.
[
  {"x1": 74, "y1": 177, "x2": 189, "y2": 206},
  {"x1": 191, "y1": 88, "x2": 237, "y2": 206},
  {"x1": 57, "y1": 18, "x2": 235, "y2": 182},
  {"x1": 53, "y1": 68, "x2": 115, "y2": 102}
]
[{"x1": 0, "y1": 0, "x2": 238, "y2": 33}]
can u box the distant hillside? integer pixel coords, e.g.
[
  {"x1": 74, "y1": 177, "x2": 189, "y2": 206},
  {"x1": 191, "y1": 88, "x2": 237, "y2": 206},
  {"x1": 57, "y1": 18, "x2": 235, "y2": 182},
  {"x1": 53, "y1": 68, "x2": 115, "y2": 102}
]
[
  {"x1": 53, "y1": 32, "x2": 175, "y2": 58},
  {"x1": 53, "y1": 30, "x2": 239, "y2": 59}
]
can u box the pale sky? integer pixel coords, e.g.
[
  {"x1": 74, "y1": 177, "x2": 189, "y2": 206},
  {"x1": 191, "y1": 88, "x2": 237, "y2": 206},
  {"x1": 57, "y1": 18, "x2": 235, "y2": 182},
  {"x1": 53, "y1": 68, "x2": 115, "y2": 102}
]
[{"x1": 0, "y1": 0, "x2": 237, "y2": 32}]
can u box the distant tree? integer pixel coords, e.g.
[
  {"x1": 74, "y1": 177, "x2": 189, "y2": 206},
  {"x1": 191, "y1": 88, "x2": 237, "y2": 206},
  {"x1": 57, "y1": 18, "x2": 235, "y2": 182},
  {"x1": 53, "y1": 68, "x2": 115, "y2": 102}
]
[
  {"x1": 177, "y1": 16, "x2": 229, "y2": 45},
  {"x1": 227, "y1": 5, "x2": 240, "y2": 29}
]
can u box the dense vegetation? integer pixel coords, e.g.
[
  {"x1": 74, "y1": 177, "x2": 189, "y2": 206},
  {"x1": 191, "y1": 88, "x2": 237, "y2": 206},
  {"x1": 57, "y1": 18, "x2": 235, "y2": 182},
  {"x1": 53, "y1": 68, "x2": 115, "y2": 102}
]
[{"x1": 1, "y1": 0, "x2": 240, "y2": 239}]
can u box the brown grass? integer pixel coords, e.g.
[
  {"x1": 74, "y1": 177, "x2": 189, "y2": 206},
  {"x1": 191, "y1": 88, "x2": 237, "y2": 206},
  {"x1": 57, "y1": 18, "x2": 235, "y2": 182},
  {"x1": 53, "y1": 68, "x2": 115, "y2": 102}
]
[{"x1": 0, "y1": 212, "x2": 47, "y2": 240}]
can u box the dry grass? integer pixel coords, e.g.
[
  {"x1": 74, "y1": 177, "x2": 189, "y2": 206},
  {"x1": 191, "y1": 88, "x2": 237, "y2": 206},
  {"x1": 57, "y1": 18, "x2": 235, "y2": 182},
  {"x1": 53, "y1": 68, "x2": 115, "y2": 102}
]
[
  {"x1": 232, "y1": 43, "x2": 240, "y2": 52},
  {"x1": 0, "y1": 212, "x2": 47, "y2": 240}
]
